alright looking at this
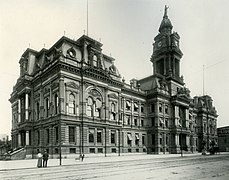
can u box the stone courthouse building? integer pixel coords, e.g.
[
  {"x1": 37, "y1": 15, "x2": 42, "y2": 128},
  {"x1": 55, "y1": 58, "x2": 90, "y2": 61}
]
[{"x1": 9, "y1": 7, "x2": 218, "y2": 158}]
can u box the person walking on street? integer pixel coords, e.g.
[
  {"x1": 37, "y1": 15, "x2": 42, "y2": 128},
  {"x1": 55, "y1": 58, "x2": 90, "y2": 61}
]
[
  {"x1": 37, "y1": 151, "x2": 43, "y2": 168},
  {"x1": 81, "y1": 154, "x2": 85, "y2": 162},
  {"x1": 43, "y1": 150, "x2": 49, "y2": 167}
]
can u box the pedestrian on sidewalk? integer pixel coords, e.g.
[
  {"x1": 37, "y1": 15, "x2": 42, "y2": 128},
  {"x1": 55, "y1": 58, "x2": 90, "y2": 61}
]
[
  {"x1": 37, "y1": 151, "x2": 43, "y2": 168},
  {"x1": 81, "y1": 154, "x2": 85, "y2": 162},
  {"x1": 43, "y1": 150, "x2": 49, "y2": 167}
]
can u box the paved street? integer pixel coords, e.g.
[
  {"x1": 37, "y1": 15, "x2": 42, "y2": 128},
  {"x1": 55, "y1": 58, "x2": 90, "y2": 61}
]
[{"x1": 1, "y1": 153, "x2": 229, "y2": 180}]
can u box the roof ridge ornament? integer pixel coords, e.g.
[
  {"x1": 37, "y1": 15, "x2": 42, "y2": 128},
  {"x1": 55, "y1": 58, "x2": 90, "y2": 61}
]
[{"x1": 164, "y1": 5, "x2": 169, "y2": 18}]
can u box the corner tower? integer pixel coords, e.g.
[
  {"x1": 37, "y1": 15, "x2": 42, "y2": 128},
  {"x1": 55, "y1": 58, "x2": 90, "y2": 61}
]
[{"x1": 151, "y1": 6, "x2": 183, "y2": 82}]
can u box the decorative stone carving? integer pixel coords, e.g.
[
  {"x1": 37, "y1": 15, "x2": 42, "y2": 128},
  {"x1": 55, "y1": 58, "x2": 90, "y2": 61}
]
[
  {"x1": 108, "y1": 93, "x2": 118, "y2": 99},
  {"x1": 88, "y1": 89, "x2": 101, "y2": 98},
  {"x1": 65, "y1": 82, "x2": 79, "y2": 89}
]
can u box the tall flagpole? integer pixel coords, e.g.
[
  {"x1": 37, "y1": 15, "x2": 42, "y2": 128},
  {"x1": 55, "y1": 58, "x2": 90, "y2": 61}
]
[
  {"x1": 87, "y1": 0, "x2": 88, "y2": 36},
  {"x1": 203, "y1": 65, "x2": 205, "y2": 96}
]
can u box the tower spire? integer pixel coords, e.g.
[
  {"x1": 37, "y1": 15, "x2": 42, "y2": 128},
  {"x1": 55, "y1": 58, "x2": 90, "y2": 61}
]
[
  {"x1": 163, "y1": 5, "x2": 168, "y2": 18},
  {"x1": 159, "y1": 5, "x2": 173, "y2": 34}
]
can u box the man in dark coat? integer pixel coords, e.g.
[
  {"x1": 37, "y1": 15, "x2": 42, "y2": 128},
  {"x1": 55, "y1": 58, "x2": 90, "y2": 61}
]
[{"x1": 43, "y1": 150, "x2": 49, "y2": 167}]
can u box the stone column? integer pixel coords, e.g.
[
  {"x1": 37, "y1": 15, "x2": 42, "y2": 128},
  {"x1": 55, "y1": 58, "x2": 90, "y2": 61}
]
[
  {"x1": 59, "y1": 77, "x2": 65, "y2": 113},
  {"x1": 185, "y1": 108, "x2": 189, "y2": 128},
  {"x1": 174, "y1": 106, "x2": 179, "y2": 126},
  {"x1": 18, "y1": 99, "x2": 21, "y2": 123},
  {"x1": 131, "y1": 99, "x2": 133, "y2": 126},
  {"x1": 18, "y1": 133, "x2": 21, "y2": 147},
  {"x1": 26, "y1": 131, "x2": 30, "y2": 145},
  {"x1": 186, "y1": 135, "x2": 190, "y2": 147},
  {"x1": 25, "y1": 93, "x2": 29, "y2": 121},
  {"x1": 175, "y1": 134, "x2": 179, "y2": 146}
]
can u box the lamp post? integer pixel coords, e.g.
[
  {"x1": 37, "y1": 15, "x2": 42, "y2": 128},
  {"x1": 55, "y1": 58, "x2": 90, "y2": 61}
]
[
  {"x1": 180, "y1": 124, "x2": 183, "y2": 157},
  {"x1": 59, "y1": 118, "x2": 62, "y2": 165},
  {"x1": 80, "y1": 59, "x2": 84, "y2": 157}
]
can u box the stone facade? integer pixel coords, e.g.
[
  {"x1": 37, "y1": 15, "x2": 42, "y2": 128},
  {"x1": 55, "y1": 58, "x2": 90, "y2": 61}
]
[{"x1": 9, "y1": 6, "x2": 218, "y2": 158}]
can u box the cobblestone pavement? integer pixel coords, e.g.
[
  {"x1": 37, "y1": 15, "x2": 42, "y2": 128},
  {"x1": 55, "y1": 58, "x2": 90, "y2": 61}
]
[{"x1": 1, "y1": 153, "x2": 229, "y2": 180}]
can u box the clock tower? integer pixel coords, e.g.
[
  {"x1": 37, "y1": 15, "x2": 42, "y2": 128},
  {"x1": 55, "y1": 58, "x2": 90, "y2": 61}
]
[{"x1": 151, "y1": 6, "x2": 183, "y2": 82}]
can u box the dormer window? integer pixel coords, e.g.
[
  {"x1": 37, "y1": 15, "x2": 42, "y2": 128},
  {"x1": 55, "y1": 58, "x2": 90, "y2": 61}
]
[
  {"x1": 67, "y1": 48, "x2": 76, "y2": 58},
  {"x1": 24, "y1": 59, "x2": 28, "y2": 72},
  {"x1": 93, "y1": 55, "x2": 98, "y2": 67}
]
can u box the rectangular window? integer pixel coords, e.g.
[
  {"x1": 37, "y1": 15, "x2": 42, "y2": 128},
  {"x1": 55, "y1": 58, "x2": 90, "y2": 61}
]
[
  {"x1": 134, "y1": 117, "x2": 138, "y2": 126},
  {"x1": 159, "y1": 103, "x2": 163, "y2": 113},
  {"x1": 151, "y1": 104, "x2": 155, "y2": 113},
  {"x1": 135, "y1": 134, "x2": 139, "y2": 146},
  {"x1": 127, "y1": 133, "x2": 132, "y2": 146},
  {"x1": 46, "y1": 129, "x2": 50, "y2": 144},
  {"x1": 127, "y1": 115, "x2": 131, "y2": 125},
  {"x1": 141, "y1": 118, "x2": 144, "y2": 127},
  {"x1": 69, "y1": 127, "x2": 75, "y2": 143},
  {"x1": 165, "y1": 105, "x2": 168, "y2": 114},
  {"x1": 97, "y1": 131, "x2": 102, "y2": 143},
  {"x1": 111, "y1": 132, "x2": 115, "y2": 144},
  {"x1": 160, "y1": 134, "x2": 163, "y2": 145},
  {"x1": 70, "y1": 148, "x2": 76, "y2": 153},
  {"x1": 98, "y1": 148, "x2": 103, "y2": 153},
  {"x1": 37, "y1": 130, "x2": 40, "y2": 145},
  {"x1": 152, "y1": 134, "x2": 155, "y2": 145},
  {"x1": 89, "y1": 129, "x2": 94, "y2": 143},
  {"x1": 55, "y1": 127, "x2": 59, "y2": 143},
  {"x1": 166, "y1": 135, "x2": 169, "y2": 145},
  {"x1": 141, "y1": 105, "x2": 144, "y2": 113},
  {"x1": 151, "y1": 117, "x2": 155, "y2": 127},
  {"x1": 165, "y1": 118, "x2": 168, "y2": 128},
  {"x1": 89, "y1": 148, "x2": 95, "y2": 153},
  {"x1": 126, "y1": 101, "x2": 131, "y2": 111},
  {"x1": 142, "y1": 135, "x2": 146, "y2": 146},
  {"x1": 134, "y1": 102, "x2": 138, "y2": 112},
  {"x1": 112, "y1": 148, "x2": 116, "y2": 153},
  {"x1": 159, "y1": 118, "x2": 163, "y2": 127}
]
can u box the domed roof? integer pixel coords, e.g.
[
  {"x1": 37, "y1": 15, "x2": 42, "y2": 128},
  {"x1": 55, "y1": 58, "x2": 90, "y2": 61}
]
[{"x1": 159, "y1": 6, "x2": 173, "y2": 33}]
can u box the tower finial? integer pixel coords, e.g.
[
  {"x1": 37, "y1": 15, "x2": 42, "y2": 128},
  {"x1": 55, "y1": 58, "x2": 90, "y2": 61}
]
[{"x1": 164, "y1": 5, "x2": 169, "y2": 18}]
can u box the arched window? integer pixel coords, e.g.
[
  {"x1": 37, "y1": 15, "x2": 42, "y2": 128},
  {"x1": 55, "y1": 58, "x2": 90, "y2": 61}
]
[
  {"x1": 37, "y1": 130, "x2": 40, "y2": 145},
  {"x1": 95, "y1": 98, "x2": 102, "y2": 117},
  {"x1": 36, "y1": 102, "x2": 40, "y2": 120},
  {"x1": 111, "y1": 102, "x2": 116, "y2": 120},
  {"x1": 54, "y1": 94, "x2": 59, "y2": 114},
  {"x1": 46, "y1": 98, "x2": 49, "y2": 117},
  {"x1": 93, "y1": 55, "x2": 98, "y2": 67},
  {"x1": 87, "y1": 97, "x2": 93, "y2": 117},
  {"x1": 69, "y1": 94, "x2": 75, "y2": 114}
]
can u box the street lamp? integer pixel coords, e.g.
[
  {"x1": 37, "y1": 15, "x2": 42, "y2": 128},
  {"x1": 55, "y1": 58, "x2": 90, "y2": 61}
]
[{"x1": 179, "y1": 123, "x2": 183, "y2": 157}]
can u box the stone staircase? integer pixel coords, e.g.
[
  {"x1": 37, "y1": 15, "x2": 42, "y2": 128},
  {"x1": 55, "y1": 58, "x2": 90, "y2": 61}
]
[{"x1": 0, "y1": 148, "x2": 26, "y2": 160}]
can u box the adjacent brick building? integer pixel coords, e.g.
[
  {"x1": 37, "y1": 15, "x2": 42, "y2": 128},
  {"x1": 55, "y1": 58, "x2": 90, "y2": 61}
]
[{"x1": 217, "y1": 126, "x2": 229, "y2": 152}]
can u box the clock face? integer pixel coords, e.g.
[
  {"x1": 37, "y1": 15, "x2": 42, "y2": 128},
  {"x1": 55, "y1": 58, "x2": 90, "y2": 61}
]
[{"x1": 158, "y1": 41, "x2": 162, "y2": 47}]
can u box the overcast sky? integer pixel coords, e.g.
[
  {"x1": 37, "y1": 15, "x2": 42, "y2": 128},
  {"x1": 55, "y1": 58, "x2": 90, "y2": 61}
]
[{"x1": 0, "y1": 0, "x2": 229, "y2": 136}]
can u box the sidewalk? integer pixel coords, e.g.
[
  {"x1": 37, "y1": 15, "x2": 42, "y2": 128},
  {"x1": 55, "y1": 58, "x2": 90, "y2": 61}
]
[{"x1": 0, "y1": 153, "x2": 206, "y2": 171}]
